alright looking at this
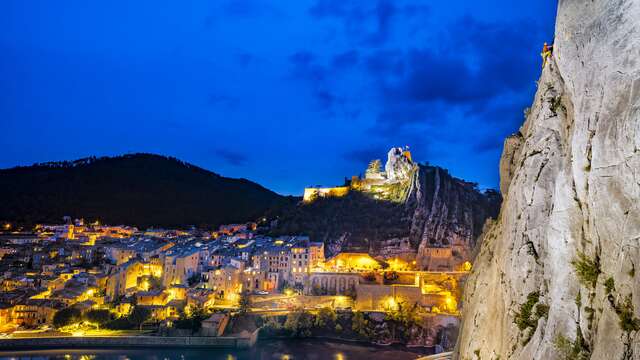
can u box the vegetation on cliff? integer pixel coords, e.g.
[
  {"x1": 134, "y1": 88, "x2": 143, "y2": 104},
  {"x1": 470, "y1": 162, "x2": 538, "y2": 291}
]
[
  {"x1": 270, "y1": 190, "x2": 409, "y2": 252},
  {"x1": 0, "y1": 153, "x2": 292, "y2": 229}
]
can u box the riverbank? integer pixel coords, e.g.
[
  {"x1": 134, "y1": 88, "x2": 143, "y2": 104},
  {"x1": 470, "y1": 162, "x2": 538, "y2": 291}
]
[
  {"x1": 0, "y1": 334, "x2": 257, "y2": 350},
  {"x1": 0, "y1": 338, "x2": 431, "y2": 360}
]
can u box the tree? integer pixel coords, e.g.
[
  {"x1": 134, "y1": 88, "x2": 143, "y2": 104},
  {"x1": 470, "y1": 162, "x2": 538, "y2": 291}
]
[
  {"x1": 284, "y1": 308, "x2": 314, "y2": 337},
  {"x1": 53, "y1": 307, "x2": 82, "y2": 329},
  {"x1": 84, "y1": 309, "x2": 112, "y2": 327},
  {"x1": 187, "y1": 273, "x2": 202, "y2": 287},
  {"x1": 362, "y1": 272, "x2": 376, "y2": 282},
  {"x1": 311, "y1": 284, "x2": 326, "y2": 296},
  {"x1": 351, "y1": 311, "x2": 371, "y2": 339},
  {"x1": 128, "y1": 306, "x2": 152, "y2": 330},
  {"x1": 148, "y1": 276, "x2": 163, "y2": 291},
  {"x1": 104, "y1": 317, "x2": 134, "y2": 330},
  {"x1": 383, "y1": 271, "x2": 399, "y2": 283},
  {"x1": 314, "y1": 307, "x2": 337, "y2": 328},
  {"x1": 344, "y1": 286, "x2": 357, "y2": 300},
  {"x1": 238, "y1": 291, "x2": 251, "y2": 314},
  {"x1": 263, "y1": 316, "x2": 282, "y2": 331},
  {"x1": 174, "y1": 305, "x2": 208, "y2": 333},
  {"x1": 367, "y1": 159, "x2": 382, "y2": 173},
  {"x1": 385, "y1": 302, "x2": 422, "y2": 342}
]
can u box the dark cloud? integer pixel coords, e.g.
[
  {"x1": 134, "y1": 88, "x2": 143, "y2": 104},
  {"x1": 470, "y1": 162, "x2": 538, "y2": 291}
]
[
  {"x1": 344, "y1": 139, "x2": 433, "y2": 171},
  {"x1": 400, "y1": 49, "x2": 496, "y2": 103},
  {"x1": 366, "y1": 17, "x2": 541, "y2": 136},
  {"x1": 308, "y1": 0, "x2": 402, "y2": 46},
  {"x1": 372, "y1": 101, "x2": 433, "y2": 132},
  {"x1": 390, "y1": 20, "x2": 538, "y2": 106},
  {"x1": 221, "y1": 0, "x2": 279, "y2": 17},
  {"x1": 207, "y1": 94, "x2": 236, "y2": 107},
  {"x1": 235, "y1": 51, "x2": 259, "y2": 68},
  {"x1": 472, "y1": 136, "x2": 503, "y2": 153},
  {"x1": 315, "y1": 90, "x2": 341, "y2": 110},
  {"x1": 343, "y1": 147, "x2": 386, "y2": 165},
  {"x1": 365, "y1": 50, "x2": 404, "y2": 76},
  {"x1": 289, "y1": 9, "x2": 543, "y2": 171},
  {"x1": 288, "y1": 51, "x2": 341, "y2": 111},
  {"x1": 331, "y1": 50, "x2": 359, "y2": 70},
  {"x1": 367, "y1": 0, "x2": 396, "y2": 45},
  {"x1": 214, "y1": 148, "x2": 248, "y2": 166},
  {"x1": 288, "y1": 51, "x2": 326, "y2": 81},
  {"x1": 401, "y1": 4, "x2": 430, "y2": 18},
  {"x1": 308, "y1": 0, "x2": 365, "y2": 20},
  {"x1": 469, "y1": 99, "x2": 531, "y2": 153},
  {"x1": 204, "y1": 1, "x2": 280, "y2": 28}
]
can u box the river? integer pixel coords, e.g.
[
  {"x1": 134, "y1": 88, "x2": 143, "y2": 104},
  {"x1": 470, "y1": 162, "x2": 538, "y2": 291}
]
[{"x1": 0, "y1": 339, "x2": 432, "y2": 360}]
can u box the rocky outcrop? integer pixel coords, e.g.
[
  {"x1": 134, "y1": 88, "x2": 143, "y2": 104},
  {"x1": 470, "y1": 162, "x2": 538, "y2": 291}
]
[
  {"x1": 386, "y1": 147, "x2": 415, "y2": 182},
  {"x1": 457, "y1": 1, "x2": 640, "y2": 359},
  {"x1": 272, "y1": 162, "x2": 500, "y2": 263},
  {"x1": 408, "y1": 166, "x2": 501, "y2": 265}
]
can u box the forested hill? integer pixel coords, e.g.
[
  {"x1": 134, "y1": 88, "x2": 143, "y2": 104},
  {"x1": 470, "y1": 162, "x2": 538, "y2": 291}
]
[{"x1": 0, "y1": 154, "x2": 291, "y2": 229}]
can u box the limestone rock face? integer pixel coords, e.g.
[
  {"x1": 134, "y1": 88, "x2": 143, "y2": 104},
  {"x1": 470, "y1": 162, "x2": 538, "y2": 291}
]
[
  {"x1": 457, "y1": 1, "x2": 640, "y2": 359},
  {"x1": 385, "y1": 147, "x2": 415, "y2": 182},
  {"x1": 408, "y1": 166, "x2": 501, "y2": 269}
]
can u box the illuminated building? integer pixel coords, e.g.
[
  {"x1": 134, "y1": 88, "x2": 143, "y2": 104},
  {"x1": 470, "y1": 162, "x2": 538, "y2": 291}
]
[
  {"x1": 324, "y1": 253, "x2": 383, "y2": 272},
  {"x1": 302, "y1": 186, "x2": 350, "y2": 203},
  {"x1": 162, "y1": 246, "x2": 200, "y2": 286},
  {"x1": 106, "y1": 260, "x2": 145, "y2": 301},
  {"x1": 10, "y1": 299, "x2": 65, "y2": 327},
  {"x1": 206, "y1": 265, "x2": 244, "y2": 298}
]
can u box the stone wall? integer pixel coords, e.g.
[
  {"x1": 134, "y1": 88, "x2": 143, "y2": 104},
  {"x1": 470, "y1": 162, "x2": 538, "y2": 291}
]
[
  {"x1": 306, "y1": 273, "x2": 359, "y2": 295},
  {"x1": 0, "y1": 335, "x2": 256, "y2": 350}
]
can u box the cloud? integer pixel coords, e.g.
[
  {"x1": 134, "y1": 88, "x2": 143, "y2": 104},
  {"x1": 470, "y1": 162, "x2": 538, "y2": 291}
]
[
  {"x1": 221, "y1": 0, "x2": 280, "y2": 17},
  {"x1": 343, "y1": 147, "x2": 386, "y2": 165},
  {"x1": 308, "y1": 0, "x2": 402, "y2": 46},
  {"x1": 294, "y1": 8, "x2": 544, "y2": 168},
  {"x1": 207, "y1": 94, "x2": 236, "y2": 108},
  {"x1": 203, "y1": 1, "x2": 280, "y2": 28},
  {"x1": 331, "y1": 50, "x2": 359, "y2": 70},
  {"x1": 235, "y1": 51, "x2": 259, "y2": 68},
  {"x1": 366, "y1": 0, "x2": 396, "y2": 45},
  {"x1": 390, "y1": 20, "x2": 537, "y2": 106},
  {"x1": 288, "y1": 51, "x2": 342, "y2": 111},
  {"x1": 288, "y1": 51, "x2": 325, "y2": 81},
  {"x1": 214, "y1": 148, "x2": 248, "y2": 166},
  {"x1": 365, "y1": 50, "x2": 404, "y2": 77},
  {"x1": 365, "y1": 16, "x2": 541, "y2": 136},
  {"x1": 472, "y1": 136, "x2": 503, "y2": 153},
  {"x1": 308, "y1": 0, "x2": 365, "y2": 20}
]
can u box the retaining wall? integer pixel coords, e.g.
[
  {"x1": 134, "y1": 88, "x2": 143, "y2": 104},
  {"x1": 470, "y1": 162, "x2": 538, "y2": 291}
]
[{"x1": 0, "y1": 335, "x2": 255, "y2": 350}]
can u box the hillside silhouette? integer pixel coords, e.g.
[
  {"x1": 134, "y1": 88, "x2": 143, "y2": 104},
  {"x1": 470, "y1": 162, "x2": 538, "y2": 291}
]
[{"x1": 0, "y1": 154, "x2": 291, "y2": 229}]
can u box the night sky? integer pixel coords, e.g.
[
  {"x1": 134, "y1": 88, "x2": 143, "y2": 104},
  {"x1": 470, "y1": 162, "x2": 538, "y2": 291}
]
[{"x1": 1, "y1": 1, "x2": 557, "y2": 195}]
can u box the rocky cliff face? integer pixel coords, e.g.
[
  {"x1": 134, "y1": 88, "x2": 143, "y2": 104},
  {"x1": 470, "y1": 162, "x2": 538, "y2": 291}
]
[
  {"x1": 408, "y1": 166, "x2": 500, "y2": 265},
  {"x1": 457, "y1": 1, "x2": 640, "y2": 359},
  {"x1": 386, "y1": 147, "x2": 415, "y2": 182}
]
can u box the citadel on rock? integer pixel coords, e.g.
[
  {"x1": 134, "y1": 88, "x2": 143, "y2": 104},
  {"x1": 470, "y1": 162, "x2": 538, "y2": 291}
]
[{"x1": 304, "y1": 146, "x2": 416, "y2": 203}]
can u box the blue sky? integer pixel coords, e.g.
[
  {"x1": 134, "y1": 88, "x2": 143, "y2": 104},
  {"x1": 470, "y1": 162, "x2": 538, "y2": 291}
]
[{"x1": 0, "y1": 1, "x2": 557, "y2": 195}]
